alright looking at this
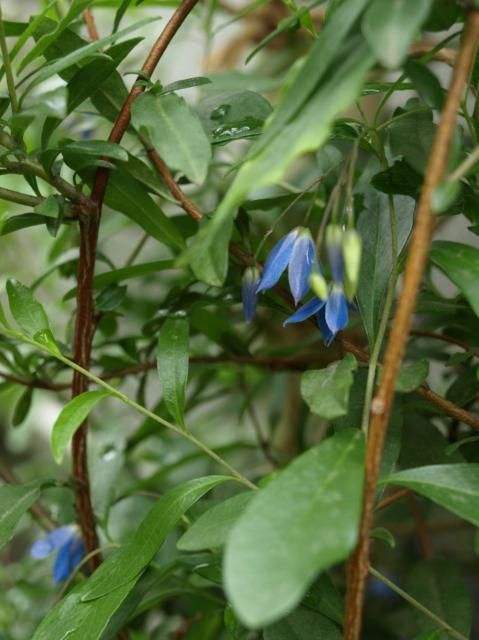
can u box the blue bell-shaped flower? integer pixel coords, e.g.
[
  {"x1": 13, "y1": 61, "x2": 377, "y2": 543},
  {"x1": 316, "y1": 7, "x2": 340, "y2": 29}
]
[
  {"x1": 241, "y1": 267, "x2": 260, "y2": 322},
  {"x1": 30, "y1": 525, "x2": 85, "y2": 583},
  {"x1": 256, "y1": 227, "x2": 316, "y2": 305}
]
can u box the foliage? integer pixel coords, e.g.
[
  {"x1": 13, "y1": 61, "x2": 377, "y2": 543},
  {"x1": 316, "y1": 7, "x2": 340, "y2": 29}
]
[{"x1": 0, "y1": 1, "x2": 478, "y2": 639}]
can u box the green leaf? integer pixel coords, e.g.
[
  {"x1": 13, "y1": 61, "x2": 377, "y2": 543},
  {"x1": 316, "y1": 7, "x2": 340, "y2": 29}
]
[
  {"x1": 6, "y1": 279, "x2": 57, "y2": 351},
  {"x1": 224, "y1": 429, "x2": 365, "y2": 628},
  {"x1": 17, "y1": 0, "x2": 92, "y2": 72},
  {"x1": 382, "y1": 464, "x2": 479, "y2": 525},
  {"x1": 405, "y1": 60, "x2": 444, "y2": 110},
  {"x1": 51, "y1": 391, "x2": 111, "y2": 464},
  {"x1": 177, "y1": 492, "x2": 253, "y2": 551},
  {"x1": 431, "y1": 180, "x2": 462, "y2": 214},
  {"x1": 406, "y1": 559, "x2": 472, "y2": 639},
  {"x1": 370, "y1": 527, "x2": 396, "y2": 548},
  {"x1": 0, "y1": 481, "x2": 41, "y2": 550},
  {"x1": 131, "y1": 92, "x2": 211, "y2": 184},
  {"x1": 23, "y1": 16, "x2": 159, "y2": 95},
  {"x1": 264, "y1": 608, "x2": 342, "y2": 640},
  {"x1": 159, "y1": 76, "x2": 212, "y2": 95},
  {"x1": 389, "y1": 108, "x2": 435, "y2": 174},
  {"x1": 62, "y1": 140, "x2": 128, "y2": 163},
  {"x1": 430, "y1": 241, "x2": 479, "y2": 317},
  {"x1": 63, "y1": 260, "x2": 175, "y2": 300},
  {"x1": 32, "y1": 476, "x2": 231, "y2": 640},
  {"x1": 356, "y1": 193, "x2": 414, "y2": 345},
  {"x1": 362, "y1": 0, "x2": 433, "y2": 69},
  {"x1": 95, "y1": 284, "x2": 127, "y2": 312},
  {"x1": 105, "y1": 170, "x2": 185, "y2": 251},
  {"x1": 12, "y1": 387, "x2": 34, "y2": 427},
  {"x1": 187, "y1": 39, "x2": 373, "y2": 286},
  {"x1": 300, "y1": 354, "x2": 358, "y2": 420},
  {"x1": 371, "y1": 159, "x2": 422, "y2": 198},
  {"x1": 197, "y1": 90, "x2": 272, "y2": 144},
  {"x1": 395, "y1": 360, "x2": 429, "y2": 392},
  {"x1": 157, "y1": 317, "x2": 189, "y2": 428}
]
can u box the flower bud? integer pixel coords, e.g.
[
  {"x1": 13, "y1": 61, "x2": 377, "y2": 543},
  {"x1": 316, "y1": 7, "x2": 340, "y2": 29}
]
[
  {"x1": 242, "y1": 267, "x2": 260, "y2": 322},
  {"x1": 325, "y1": 224, "x2": 344, "y2": 284},
  {"x1": 342, "y1": 229, "x2": 362, "y2": 300},
  {"x1": 309, "y1": 272, "x2": 329, "y2": 300}
]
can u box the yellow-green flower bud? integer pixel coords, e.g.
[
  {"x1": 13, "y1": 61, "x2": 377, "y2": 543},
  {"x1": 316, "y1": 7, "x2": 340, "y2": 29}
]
[
  {"x1": 342, "y1": 229, "x2": 362, "y2": 300},
  {"x1": 309, "y1": 272, "x2": 329, "y2": 300}
]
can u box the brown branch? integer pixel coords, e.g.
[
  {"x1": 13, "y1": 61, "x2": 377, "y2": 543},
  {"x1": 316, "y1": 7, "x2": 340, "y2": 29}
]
[
  {"x1": 410, "y1": 329, "x2": 478, "y2": 357},
  {"x1": 344, "y1": 12, "x2": 479, "y2": 640},
  {"x1": 409, "y1": 41, "x2": 457, "y2": 66},
  {"x1": 409, "y1": 495, "x2": 433, "y2": 560},
  {"x1": 375, "y1": 488, "x2": 412, "y2": 512},
  {"x1": 83, "y1": 8, "x2": 99, "y2": 41},
  {"x1": 70, "y1": 0, "x2": 202, "y2": 574}
]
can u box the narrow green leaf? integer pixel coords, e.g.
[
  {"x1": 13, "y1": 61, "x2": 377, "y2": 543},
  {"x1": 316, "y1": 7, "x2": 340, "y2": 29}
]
[
  {"x1": 157, "y1": 317, "x2": 189, "y2": 428},
  {"x1": 12, "y1": 387, "x2": 34, "y2": 427},
  {"x1": 0, "y1": 214, "x2": 51, "y2": 236},
  {"x1": 32, "y1": 476, "x2": 231, "y2": 640},
  {"x1": 23, "y1": 17, "x2": 160, "y2": 95},
  {"x1": 62, "y1": 140, "x2": 128, "y2": 162},
  {"x1": 370, "y1": 527, "x2": 396, "y2": 548},
  {"x1": 362, "y1": 0, "x2": 433, "y2": 69},
  {"x1": 131, "y1": 92, "x2": 211, "y2": 184},
  {"x1": 301, "y1": 353, "x2": 358, "y2": 420},
  {"x1": 430, "y1": 241, "x2": 479, "y2": 317},
  {"x1": 395, "y1": 360, "x2": 429, "y2": 392},
  {"x1": 159, "y1": 76, "x2": 211, "y2": 95},
  {"x1": 51, "y1": 390, "x2": 111, "y2": 464},
  {"x1": 0, "y1": 481, "x2": 41, "y2": 549},
  {"x1": 382, "y1": 464, "x2": 479, "y2": 525},
  {"x1": 224, "y1": 429, "x2": 365, "y2": 627},
  {"x1": 177, "y1": 492, "x2": 253, "y2": 551},
  {"x1": 105, "y1": 170, "x2": 185, "y2": 251}
]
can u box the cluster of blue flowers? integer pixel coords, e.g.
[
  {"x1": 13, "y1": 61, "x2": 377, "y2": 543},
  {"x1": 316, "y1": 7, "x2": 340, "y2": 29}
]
[
  {"x1": 242, "y1": 225, "x2": 360, "y2": 345},
  {"x1": 30, "y1": 525, "x2": 84, "y2": 583}
]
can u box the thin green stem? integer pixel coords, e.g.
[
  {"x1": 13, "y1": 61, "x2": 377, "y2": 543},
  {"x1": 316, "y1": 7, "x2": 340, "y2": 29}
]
[
  {"x1": 369, "y1": 566, "x2": 468, "y2": 640},
  {"x1": 360, "y1": 193, "x2": 398, "y2": 436},
  {"x1": 0, "y1": 327, "x2": 256, "y2": 491},
  {"x1": 449, "y1": 145, "x2": 479, "y2": 182},
  {"x1": 0, "y1": 1, "x2": 18, "y2": 114},
  {"x1": 0, "y1": 186, "x2": 41, "y2": 207},
  {"x1": 124, "y1": 232, "x2": 149, "y2": 267}
]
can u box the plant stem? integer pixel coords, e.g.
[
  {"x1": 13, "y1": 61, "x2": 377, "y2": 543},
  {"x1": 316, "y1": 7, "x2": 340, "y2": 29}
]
[
  {"x1": 0, "y1": 1, "x2": 19, "y2": 114},
  {"x1": 449, "y1": 144, "x2": 479, "y2": 181},
  {"x1": 369, "y1": 566, "x2": 468, "y2": 640},
  {"x1": 344, "y1": 12, "x2": 479, "y2": 640},
  {"x1": 0, "y1": 187, "x2": 41, "y2": 207}
]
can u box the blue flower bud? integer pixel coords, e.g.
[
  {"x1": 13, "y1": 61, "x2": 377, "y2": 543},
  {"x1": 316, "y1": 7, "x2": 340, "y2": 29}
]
[
  {"x1": 288, "y1": 228, "x2": 316, "y2": 305},
  {"x1": 256, "y1": 229, "x2": 298, "y2": 294},
  {"x1": 325, "y1": 225, "x2": 345, "y2": 284},
  {"x1": 325, "y1": 284, "x2": 349, "y2": 337},
  {"x1": 242, "y1": 267, "x2": 260, "y2": 322}
]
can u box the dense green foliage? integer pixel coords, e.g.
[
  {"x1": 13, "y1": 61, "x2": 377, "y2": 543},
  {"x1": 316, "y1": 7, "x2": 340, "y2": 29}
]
[{"x1": 0, "y1": 1, "x2": 479, "y2": 638}]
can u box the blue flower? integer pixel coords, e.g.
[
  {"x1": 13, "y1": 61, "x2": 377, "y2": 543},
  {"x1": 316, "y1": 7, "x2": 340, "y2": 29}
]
[
  {"x1": 283, "y1": 284, "x2": 349, "y2": 346},
  {"x1": 241, "y1": 267, "x2": 260, "y2": 322},
  {"x1": 326, "y1": 225, "x2": 345, "y2": 284},
  {"x1": 256, "y1": 228, "x2": 316, "y2": 305},
  {"x1": 30, "y1": 526, "x2": 84, "y2": 583}
]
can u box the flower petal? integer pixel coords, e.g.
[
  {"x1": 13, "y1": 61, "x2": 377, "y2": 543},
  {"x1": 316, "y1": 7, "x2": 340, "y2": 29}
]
[
  {"x1": 53, "y1": 537, "x2": 84, "y2": 583},
  {"x1": 316, "y1": 307, "x2": 335, "y2": 346},
  {"x1": 241, "y1": 267, "x2": 260, "y2": 322},
  {"x1": 283, "y1": 296, "x2": 326, "y2": 326},
  {"x1": 325, "y1": 287, "x2": 349, "y2": 336},
  {"x1": 30, "y1": 526, "x2": 74, "y2": 559},
  {"x1": 256, "y1": 230, "x2": 298, "y2": 294},
  {"x1": 288, "y1": 232, "x2": 316, "y2": 304}
]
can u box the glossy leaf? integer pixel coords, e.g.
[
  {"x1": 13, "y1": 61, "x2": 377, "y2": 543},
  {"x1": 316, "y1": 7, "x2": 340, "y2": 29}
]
[
  {"x1": 131, "y1": 92, "x2": 211, "y2": 184},
  {"x1": 157, "y1": 317, "x2": 189, "y2": 428},
  {"x1": 362, "y1": 0, "x2": 433, "y2": 69},
  {"x1": 6, "y1": 279, "x2": 58, "y2": 351},
  {"x1": 177, "y1": 492, "x2": 253, "y2": 551},
  {"x1": 224, "y1": 429, "x2": 364, "y2": 627},
  {"x1": 382, "y1": 464, "x2": 479, "y2": 525},
  {"x1": 301, "y1": 354, "x2": 358, "y2": 420},
  {"x1": 12, "y1": 387, "x2": 34, "y2": 427},
  {"x1": 0, "y1": 481, "x2": 41, "y2": 550},
  {"x1": 430, "y1": 241, "x2": 479, "y2": 317},
  {"x1": 32, "y1": 476, "x2": 231, "y2": 640},
  {"x1": 51, "y1": 391, "x2": 112, "y2": 463},
  {"x1": 395, "y1": 360, "x2": 429, "y2": 392}
]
